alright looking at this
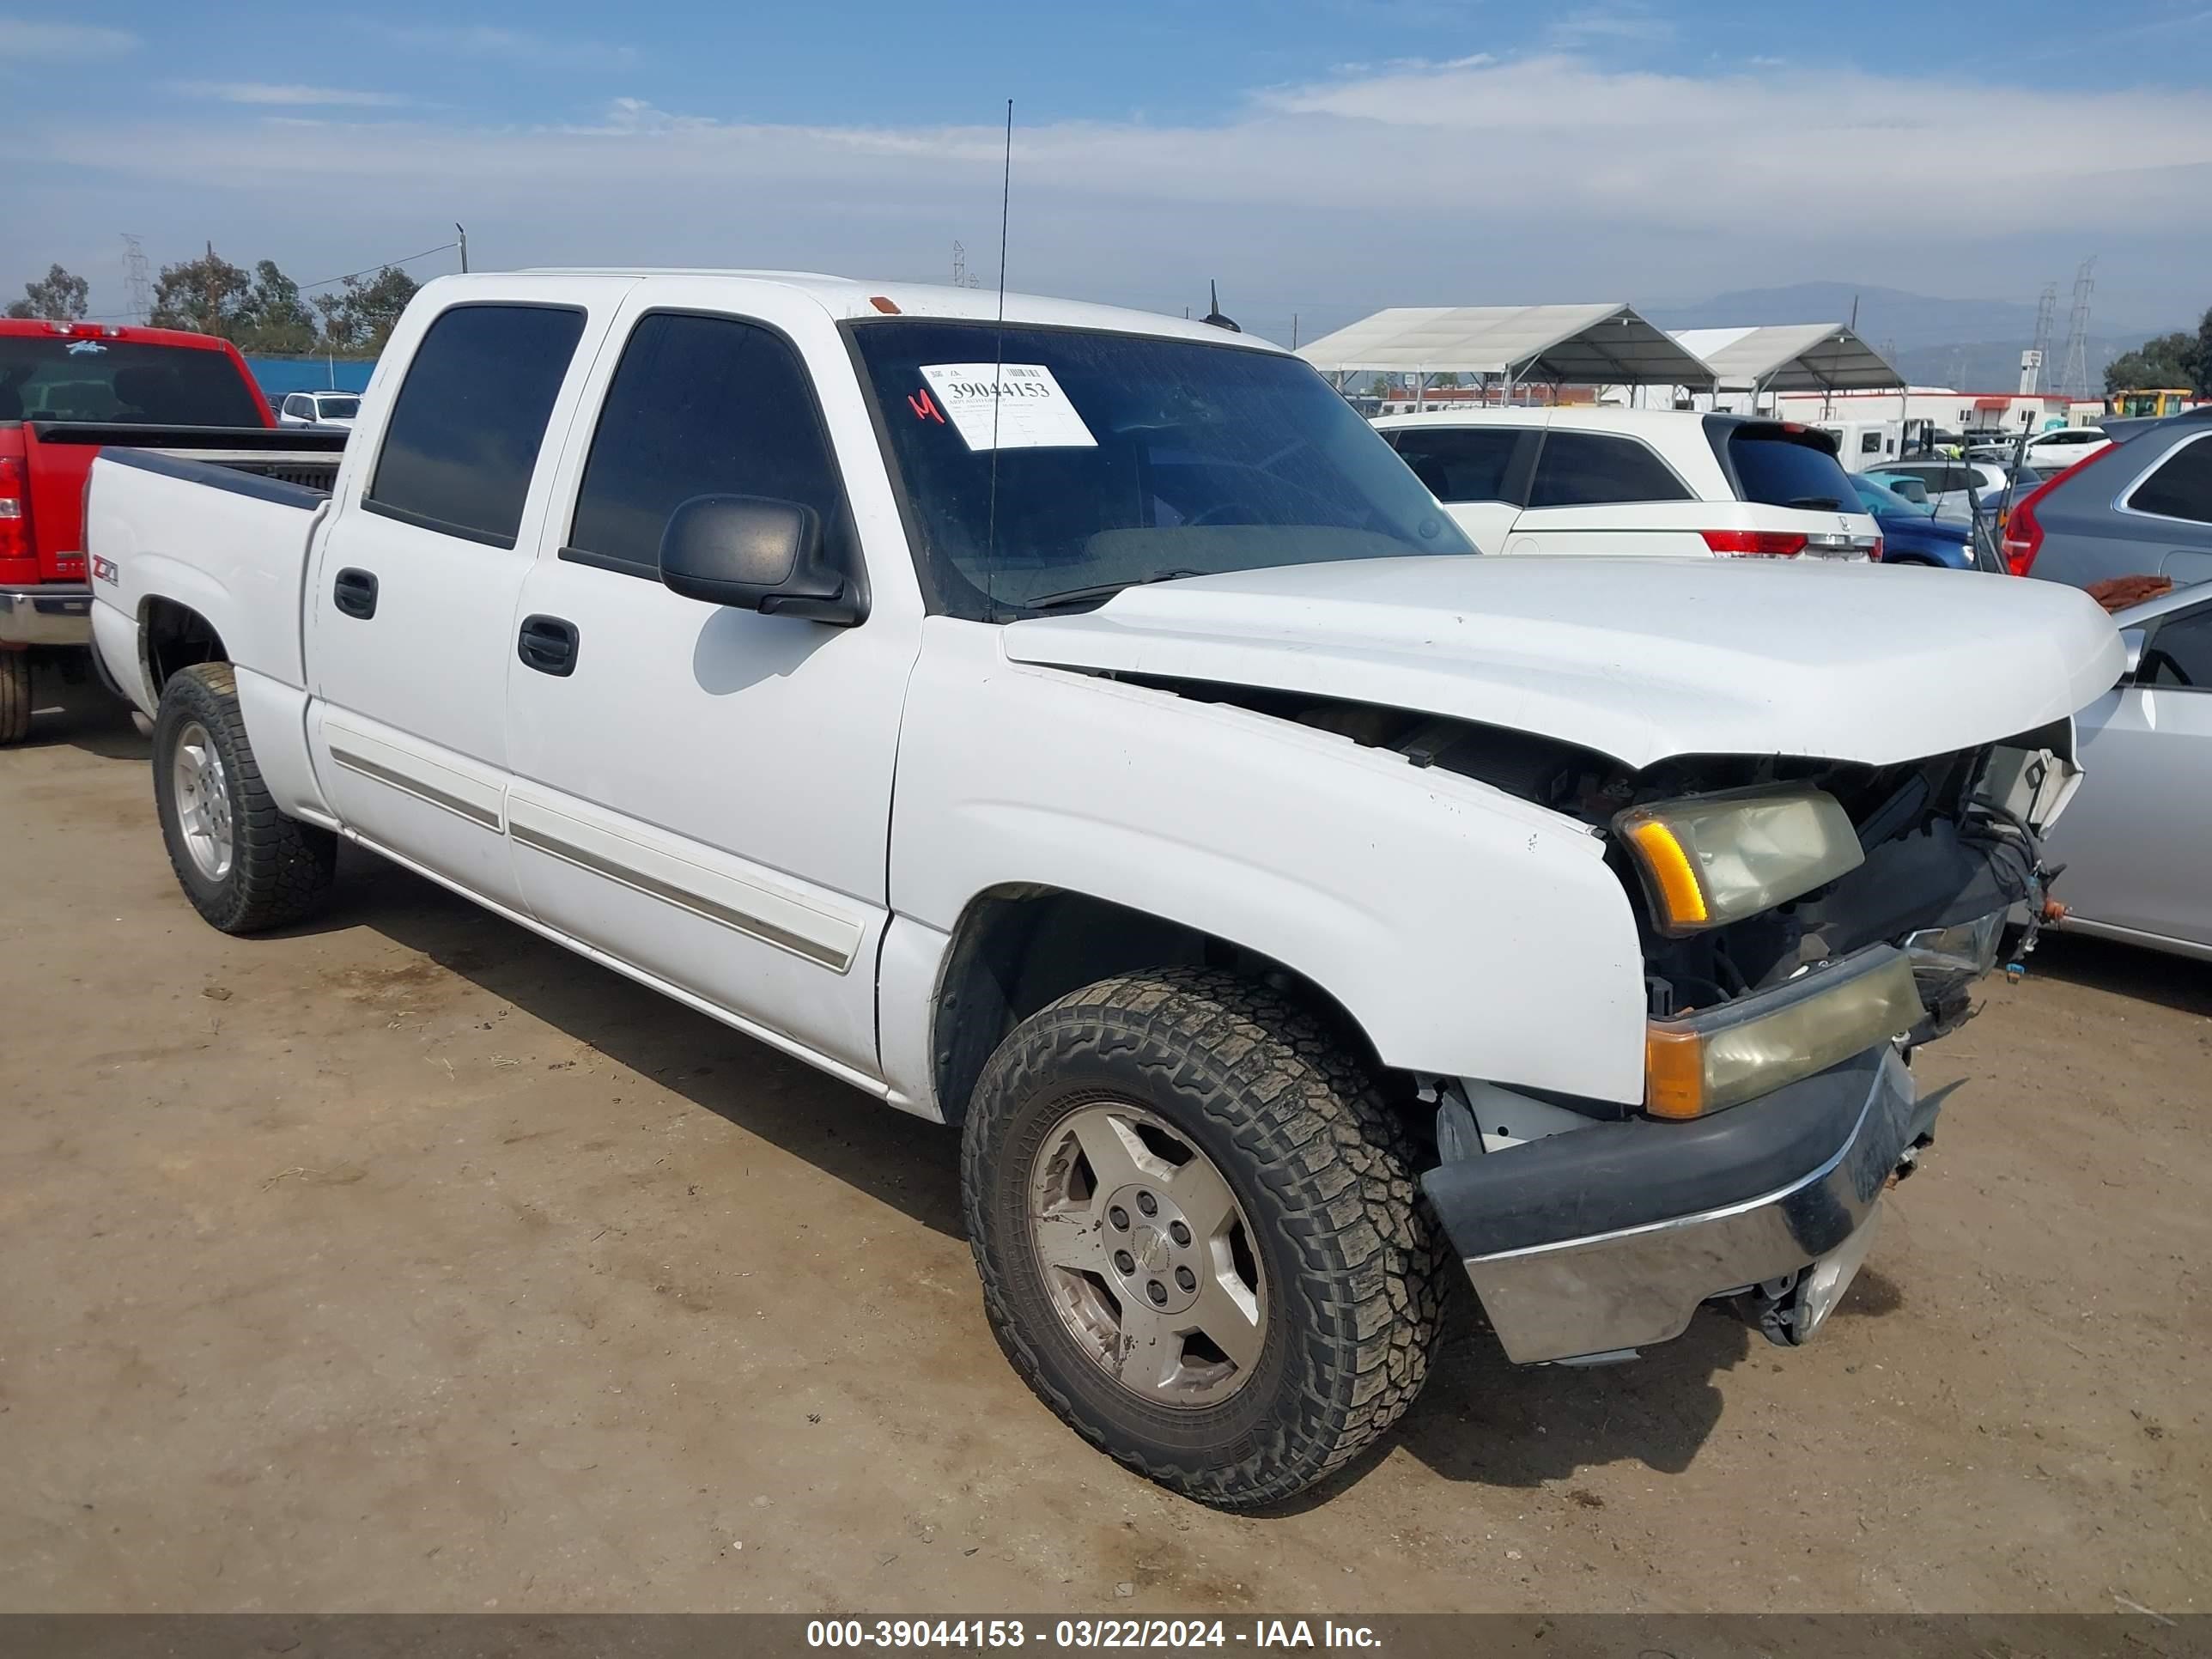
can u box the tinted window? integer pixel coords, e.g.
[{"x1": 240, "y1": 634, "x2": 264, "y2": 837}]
[
  {"x1": 317, "y1": 396, "x2": 360, "y2": 420},
  {"x1": 365, "y1": 304, "x2": 586, "y2": 548},
  {"x1": 1389, "y1": 427, "x2": 1523, "y2": 504},
  {"x1": 2130, "y1": 435, "x2": 2212, "y2": 525},
  {"x1": 848, "y1": 319, "x2": 1471, "y2": 617},
  {"x1": 1859, "y1": 431, "x2": 1884, "y2": 454},
  {"x1": 1724, "y1": 428, "x2": 1858, "y2": 509},
  {"x1": 1527, "y1": 432, "x2": 1690, "y2": 508},
  {"x1": 568, "y1": 312, "x2": 852, "y2": 575},
  {"x1": 0, "y1": 336, "x2": 262, "y2": 427},
  {"x1": 283, "y1": 395, "x2": 308, "y2": 417},
  {"x1": 2145, "y1": 606, "x2": 2212, "y2": 690}
]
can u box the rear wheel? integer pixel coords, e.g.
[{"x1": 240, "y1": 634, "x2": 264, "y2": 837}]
[
  {"x1": 152, "y1": 663, "x2": 337, "y2": 933},
  {"x1": 963, "y1": 968, "x2": 1443, "y2": 1509},
  {"x1": 0, "y1": 651, "x2": 32, "y2": 745}
]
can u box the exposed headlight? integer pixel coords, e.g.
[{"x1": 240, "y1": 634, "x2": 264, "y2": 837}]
[
  {"x1": 1644, "y1": 947, "x2": 1921, "y2": 1119},
  {"x1": 1616, "y1": 785, "x2": 1864, "y2": 936}
]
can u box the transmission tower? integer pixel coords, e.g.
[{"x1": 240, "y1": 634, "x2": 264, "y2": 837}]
[
  {"x1": 951, "y1": 240, "x2": 981, "y2": 289},
  {"x1": 2057, "y1": 257, "x2": 2096, "y2": 401},
  {"x1": 121, "y1": 233, "x2": 151, "y2": 324},
  {"x1": 2021, "y1": 282, "x2": 2057, "y2": 395}
]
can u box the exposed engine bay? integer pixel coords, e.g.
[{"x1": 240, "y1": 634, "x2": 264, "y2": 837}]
[{"x1": 1123, "y1": 675, "x2": 2063, "y2": 1048}]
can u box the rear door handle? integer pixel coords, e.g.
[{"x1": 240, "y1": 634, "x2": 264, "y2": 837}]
[
  {"x1": 332, "y1": 568, "x2": 379, "y2": 620},
  {"x1": 518, "y1": 614, "x2": 579, "y2": 678}
]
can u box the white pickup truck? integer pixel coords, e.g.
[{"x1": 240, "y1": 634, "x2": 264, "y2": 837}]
[{"x1": 87, "y1": 270, "x2": 2120, "y2": 1509}]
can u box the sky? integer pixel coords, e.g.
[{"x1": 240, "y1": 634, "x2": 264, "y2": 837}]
[{"x1": 3, "y1": 1, "x2": 2209, "y2": 346}]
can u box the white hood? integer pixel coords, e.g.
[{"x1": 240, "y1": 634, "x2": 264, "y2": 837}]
[{"x1": 1002, "y1": 556, "x2": 2124, "y2": 770}]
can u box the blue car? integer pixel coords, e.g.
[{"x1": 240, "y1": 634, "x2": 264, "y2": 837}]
[{"x1": 1852, "y1": 475, "x2": 1975, "y2": 569}]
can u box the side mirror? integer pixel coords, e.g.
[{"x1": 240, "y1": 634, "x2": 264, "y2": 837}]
[
  {"x1": 2118, "y1": 626, "x2": 2146, "y2": 681},
  {"x1": 659, "y1": 495, "x2": 867, "y2": 626}
]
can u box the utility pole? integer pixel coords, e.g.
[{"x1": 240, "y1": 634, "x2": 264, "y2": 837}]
[{"x1": 456, "y1": 223, "x2": 469, "y2": 274}]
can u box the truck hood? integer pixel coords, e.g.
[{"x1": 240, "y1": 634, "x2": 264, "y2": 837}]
[{"x1": 1000, "y1": 556, "x2": 2124, "y2": 770}]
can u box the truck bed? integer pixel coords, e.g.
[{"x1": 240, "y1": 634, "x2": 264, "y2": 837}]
[{"x1": 87, "y1": 446, "x2": 334, "y2": 702}]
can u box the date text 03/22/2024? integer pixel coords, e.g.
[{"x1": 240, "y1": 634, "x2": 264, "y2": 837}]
[{"x1": 805, "y1": 1621, "x2": 1383, "y2": 1650}]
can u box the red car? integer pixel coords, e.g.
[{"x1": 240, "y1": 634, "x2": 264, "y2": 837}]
[{"x1": 1, "y1": 319, "x2": 276, "y2": 742}]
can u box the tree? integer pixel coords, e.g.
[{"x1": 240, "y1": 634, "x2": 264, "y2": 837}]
[
  {"x1": 5, "y1": 264, "x2": 90, "y2": 321},
  {"x1": 150, "y1": 246, "x2": 252, "y2": 337},
  {"x1": 2197, "y1": 305, "x2": 2212, "y2": 398},
  {"x1": 313, "y1": 265, "x2": 418, "y2": 355},
  {"x1": 2103, "y1": 330, "x2": 2199, "y2": 395},
  {"x1": 234, "y1": 260, "x2": 319, "y2": 355},
  {"x1": 1365, "y1": 374, "x2": 1394, "y2": 398}
]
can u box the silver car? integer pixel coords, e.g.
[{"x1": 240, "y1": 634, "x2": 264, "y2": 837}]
[{"x1": 2044, "y1": 581, "x2": 2212, "y2": 959}]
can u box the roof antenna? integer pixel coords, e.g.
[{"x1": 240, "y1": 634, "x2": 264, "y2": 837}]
[
  {"x1": 1201, "y1": 279, "x2": 1239, "y2": 333},
  {"x1": 984, "y1": 98, "x2": 1013, "y2": 622}
]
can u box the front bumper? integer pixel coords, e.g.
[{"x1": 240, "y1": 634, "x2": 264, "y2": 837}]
[
  {"x1": 1423, "y1": 1043, "x2": 1930, "y2": 1364},
  {"x1": 0, "y1": 584, "x2": 93, "y2": 647}
]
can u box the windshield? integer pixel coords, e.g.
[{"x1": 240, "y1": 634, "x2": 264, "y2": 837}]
[
  {"x1": 315, "y1": 396, "x2": 361, "y2": 419},
  {"x1": 848, "y1": 319, "x2": 1472, "y2": 617},
  {"x1": 0, "y1": 337, "x2": 262, "y2": 427}
]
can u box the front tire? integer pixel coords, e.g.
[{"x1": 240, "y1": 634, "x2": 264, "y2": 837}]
[
  {"x1": 963, "y1": 968, "x2": 1443, "y2": 1509},
  {"x1": 151, "y1": 663, "x2": 337, "y2": 933},
  {"x1": 0, "y1": 650, "x2": 31, "y2": 745}
]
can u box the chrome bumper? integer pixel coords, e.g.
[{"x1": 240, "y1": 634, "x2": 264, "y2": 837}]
[
  {"x1": 0, "y1": 585, "x2": 93, "y2": 647},
  {"x1": 1425, "y1": 1045, "x2": 1927, "y2": 1365}
]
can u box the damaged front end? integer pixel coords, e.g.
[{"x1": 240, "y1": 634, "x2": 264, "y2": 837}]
[{"x1": 1410, "y1": 717, "x2": 2080, "y2": 1366}]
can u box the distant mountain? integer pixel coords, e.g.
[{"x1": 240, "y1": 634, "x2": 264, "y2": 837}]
[
  {"x1": 1647, "y1": 283, "x2": 2043, "y2": 353},
  {"x1": 1647, "y1": 282, "x2": 2166, "y2": 394}
]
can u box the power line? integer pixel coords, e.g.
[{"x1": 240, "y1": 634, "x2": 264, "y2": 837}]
[
  {"x1": 295, "y1": 240, "x2": 461, "y2": 294},
  {"x1": 74, "y1": 235, "x2": 465, "y2": 323}
]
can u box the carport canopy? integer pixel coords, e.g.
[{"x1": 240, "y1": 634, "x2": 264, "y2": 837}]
[
  {"x1": 1297, "y1": 304, "x2": 1717, "y2": 388},
  {"x1": 1668, "y1": 324, "x2": 1901, "y2": 392}
]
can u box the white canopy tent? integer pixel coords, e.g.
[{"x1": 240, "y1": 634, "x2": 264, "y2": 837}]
[
  {"x1": 1297, "y1": 303, "x2": 1717, "y2": 394},
  {"x1": 1667, "y1": 324, "x2": 1901, "y2": 394}
]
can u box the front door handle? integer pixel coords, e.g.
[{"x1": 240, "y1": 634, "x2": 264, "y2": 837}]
[
  {"x1": 332, "y1": 568, "x2": 379, "y2": 620},
  {"x1": 518, "y1": 614, "x2": 579, "y2": 678}
]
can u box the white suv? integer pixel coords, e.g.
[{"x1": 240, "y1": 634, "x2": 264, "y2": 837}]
[{"x1": 1376, "y1": 407, "x2": 1882, "y2": 561}]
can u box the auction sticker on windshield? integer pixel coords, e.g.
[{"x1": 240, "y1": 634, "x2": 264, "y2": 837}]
[{"x1": 918, "y1": 363, "x2": 1097, "y2": 452}]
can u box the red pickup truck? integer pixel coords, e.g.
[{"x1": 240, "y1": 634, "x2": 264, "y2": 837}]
[{"x1": 0, "y1": 319, "x2": 315, "y2": 742}]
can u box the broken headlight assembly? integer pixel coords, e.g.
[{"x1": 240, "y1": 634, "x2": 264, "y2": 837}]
[{"x1": 1616, "y1": 784, "x2": 1864, "y2": 937}]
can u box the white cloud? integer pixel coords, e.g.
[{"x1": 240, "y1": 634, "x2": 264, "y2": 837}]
[
  {"x1": 0, "y1": 17, "x2": 139, "y2": 53},
  {"x1": 1545, "y1": 5, "x2": 1676, "y2": 46},
  {"x1": 170, "y1": 82, "x2": 407, "y2": 108},
  {"x1": 367, "y1": 22, "x2": 637, "y2": 68},
  {"x1": 6, "y1": 57, "x2": 2209, "y2": 327}
]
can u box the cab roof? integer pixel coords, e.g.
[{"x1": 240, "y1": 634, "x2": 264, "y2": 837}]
[
  {"x1": 0, "y1": 318, "x2": 247, "y2": 353},
  {"x1": 503, "y1": 269, "x2": 1284, "y2": 349}
]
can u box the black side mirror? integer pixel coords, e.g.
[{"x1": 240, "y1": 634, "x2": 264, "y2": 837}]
[{"x1": 659, "y1": 495, "x2": 867, "y2": 626}]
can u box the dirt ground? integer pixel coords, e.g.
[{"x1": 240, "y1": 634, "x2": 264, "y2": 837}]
[{"x1": 2, "y1": 678, "x2": 2207, "y2": 1616}]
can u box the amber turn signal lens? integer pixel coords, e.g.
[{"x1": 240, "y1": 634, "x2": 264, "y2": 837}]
[{"x1": 1626, "y1": 819, "x2": 1709, "y2": 929}]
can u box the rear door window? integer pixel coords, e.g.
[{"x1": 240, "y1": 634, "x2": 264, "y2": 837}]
[
  {"x1": 364, "y1": 303, "x2": 586, "y2": 548},
  {"x1": 2128, "y1": 435, "x2": 2212, "y2": 526},
  {"x1": 1723, "y1": 426, "x2": 1860, "y2": 510},
  {"x1": 565, "y1": 311, "x2": 854, "y2": 577},
  {"x1": 1388, "y1": 427, "x2": 1526, "y2": 504},
  {"x1": 1526, "y1": 432, "x2": 1691, "y2": 507}
]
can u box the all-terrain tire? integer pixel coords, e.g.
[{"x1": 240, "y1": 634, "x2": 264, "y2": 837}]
[
  {"x1": 152, "y1": 662, "x2": 337, "y2": 933},
  {"x1": 0, "y1": 650, "x2": 32, "y2": 745},
  {"x1": 962, "y1": 967, "x2": 1445, "y2": 1509}
]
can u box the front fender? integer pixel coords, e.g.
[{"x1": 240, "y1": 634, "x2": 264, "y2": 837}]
[{"x1": 892, "y1": 621, "x2": 1649, "y2": 1103}]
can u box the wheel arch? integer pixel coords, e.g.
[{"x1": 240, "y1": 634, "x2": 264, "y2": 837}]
[
  {"x1": 138, "y1": 594, "x2": 231, "y2": 698},
  {"x1": 929, "y1": 883, "x2": 1390, "y2": 1128}
]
